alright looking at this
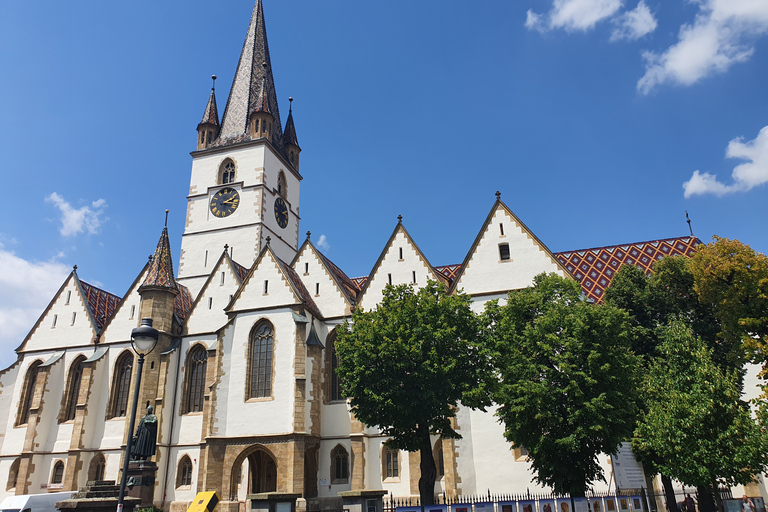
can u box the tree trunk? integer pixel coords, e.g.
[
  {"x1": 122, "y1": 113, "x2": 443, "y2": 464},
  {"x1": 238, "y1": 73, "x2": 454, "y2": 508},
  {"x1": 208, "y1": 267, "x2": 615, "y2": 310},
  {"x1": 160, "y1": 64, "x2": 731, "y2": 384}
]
[
  {"x1": 661, "y1": 475, "x2": 679, "y2": 512},
  {"x1": 418, "y1": 426, "x2": 437, "y2": 507},
  {"x1": 697, "y1": 486, "x2": 716, "y2": 512}
]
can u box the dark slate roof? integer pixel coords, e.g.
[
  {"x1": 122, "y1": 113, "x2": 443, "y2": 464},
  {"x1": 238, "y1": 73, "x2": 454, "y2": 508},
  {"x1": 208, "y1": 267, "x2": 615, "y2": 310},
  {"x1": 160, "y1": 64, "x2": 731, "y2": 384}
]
[
  {"x1": 315, "y1": 249, "x2": 359, "y2": 303},
  {"x1": 142, "y1": 227, "x2": 178, "y2": 290},
  {"x1": 554, "y1": 236, "x2": 702, "y2": 303},
  {"x1": 79, "y1": 280, "x2": 122, "y2": 331},
  {"x1": 283, "y1": 108, "x2": 299, "y2": 148},
  {"x1": 199, "y1": 88, "x2": 219, "y2": 127},
  {"x1": 276, "y1": 257, "x2": 323, "y2": 319},
  {"x1": 174, "y1": 284, "x2": 194, "y2": 320},
  {"x1": 216, "y1": 0, "x2": 284, "y2": 151},
  {"x1": 252, "y1": 78, "x2": 272, "y2": 114}
]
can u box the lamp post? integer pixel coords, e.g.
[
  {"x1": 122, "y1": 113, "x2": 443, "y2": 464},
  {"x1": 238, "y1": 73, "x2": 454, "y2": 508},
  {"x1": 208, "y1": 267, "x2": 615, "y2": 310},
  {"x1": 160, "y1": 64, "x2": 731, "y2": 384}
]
[{"x1": 117, "y1": 318, "x2": 159, "y2": 512}]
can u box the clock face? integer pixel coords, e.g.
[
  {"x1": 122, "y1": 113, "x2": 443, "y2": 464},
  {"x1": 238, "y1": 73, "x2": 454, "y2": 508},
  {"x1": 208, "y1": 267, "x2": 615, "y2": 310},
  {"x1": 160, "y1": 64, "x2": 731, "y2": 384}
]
[
  {"x1": 210, "y1": 187, "x2": 240, "y2": 218},
  {"x1": 274, "y1": 197, "x2": 289, "y2": 228}
]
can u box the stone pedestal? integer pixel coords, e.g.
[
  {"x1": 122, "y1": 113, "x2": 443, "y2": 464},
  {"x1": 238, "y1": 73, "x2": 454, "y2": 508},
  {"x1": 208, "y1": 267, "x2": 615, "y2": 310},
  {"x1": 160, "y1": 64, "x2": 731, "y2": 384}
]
[
  {"x1": 126, "y1": 461, "x2": 158, "y2": 507},
  {"x1": 338, "y1": 490, "x2": 387, "y2": 512},
  {"x1": 247, "y1": 492, "x2": 302, "y2": 512}
]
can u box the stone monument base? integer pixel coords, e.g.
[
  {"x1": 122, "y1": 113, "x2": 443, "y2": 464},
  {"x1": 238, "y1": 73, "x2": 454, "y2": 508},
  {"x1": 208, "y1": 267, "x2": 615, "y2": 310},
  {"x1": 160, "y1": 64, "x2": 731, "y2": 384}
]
[{"x1": 126, "y1": 460, "x2": 158, "y2": 507}]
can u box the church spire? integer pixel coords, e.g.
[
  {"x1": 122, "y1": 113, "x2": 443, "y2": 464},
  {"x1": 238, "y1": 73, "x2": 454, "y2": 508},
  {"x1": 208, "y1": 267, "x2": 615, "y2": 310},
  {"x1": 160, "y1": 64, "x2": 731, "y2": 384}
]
[
  {"x1": 283, "y1": 97, "x2": 301, "y2": 170},
  {"x1": 218, "y1": 0, "x2": 283, "y2": 149},
  {"x1": 197, "y1": 75, "x2": 220, "y2": 150},
  {"x1": 140, "y1": 225, "x2": 178, "y2": 292}
]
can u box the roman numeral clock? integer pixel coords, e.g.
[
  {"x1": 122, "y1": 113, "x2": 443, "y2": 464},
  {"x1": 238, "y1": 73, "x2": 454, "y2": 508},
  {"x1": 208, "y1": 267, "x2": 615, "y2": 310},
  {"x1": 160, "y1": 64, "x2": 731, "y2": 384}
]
[{"x1": 210, "y1": 187, "x2": 240, "y2": 218}]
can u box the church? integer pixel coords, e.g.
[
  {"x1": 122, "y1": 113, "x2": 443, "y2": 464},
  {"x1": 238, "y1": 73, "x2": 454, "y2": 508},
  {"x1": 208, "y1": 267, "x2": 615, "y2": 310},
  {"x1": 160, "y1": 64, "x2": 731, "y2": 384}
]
[{"x1": 0, "y1": 2, "x2": 709, "y2": 511}]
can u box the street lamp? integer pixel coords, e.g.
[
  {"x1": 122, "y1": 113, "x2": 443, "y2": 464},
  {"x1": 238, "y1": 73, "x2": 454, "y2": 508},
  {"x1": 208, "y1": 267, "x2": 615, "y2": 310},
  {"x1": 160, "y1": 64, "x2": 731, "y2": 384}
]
[{"x1": 117, "y1": 318, "x2": 159, "y2": 512}]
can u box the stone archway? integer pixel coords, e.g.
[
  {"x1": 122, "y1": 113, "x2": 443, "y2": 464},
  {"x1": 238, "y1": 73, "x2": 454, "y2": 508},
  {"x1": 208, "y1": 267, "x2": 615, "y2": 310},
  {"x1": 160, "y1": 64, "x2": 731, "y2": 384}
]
[{"x1": 229, "y1": 445, "x2": 277, "y2": 499}]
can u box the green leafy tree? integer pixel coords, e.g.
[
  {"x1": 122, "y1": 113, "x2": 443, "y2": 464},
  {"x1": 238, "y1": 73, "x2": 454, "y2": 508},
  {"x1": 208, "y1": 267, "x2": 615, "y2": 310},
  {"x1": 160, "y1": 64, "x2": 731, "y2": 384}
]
[
  {"x1": 335, "y1": 281, "x2": 492, "y2": 505},
  {"x1": 485, "y1": 273, "x2": 640, "y2": 497},
  {"x1": 689, "y1": 237, "x2": 768, "y2": 383},
  {"x1": 633, "y1": 321, "x2": 768, "y2": 512}
]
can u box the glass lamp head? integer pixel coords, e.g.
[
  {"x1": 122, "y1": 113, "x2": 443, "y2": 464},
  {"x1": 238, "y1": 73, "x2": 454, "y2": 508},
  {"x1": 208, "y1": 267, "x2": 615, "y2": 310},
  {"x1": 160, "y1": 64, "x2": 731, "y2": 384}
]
[{"x1": 131, "y1": 318, "x2": 159, "y2": 354}]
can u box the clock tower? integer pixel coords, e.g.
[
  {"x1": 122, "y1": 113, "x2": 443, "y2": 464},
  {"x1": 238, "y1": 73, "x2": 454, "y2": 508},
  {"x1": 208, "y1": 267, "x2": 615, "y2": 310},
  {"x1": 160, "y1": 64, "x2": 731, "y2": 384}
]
[{"x1": 177, "y1": 0, "x2": 302, "y2": 297}]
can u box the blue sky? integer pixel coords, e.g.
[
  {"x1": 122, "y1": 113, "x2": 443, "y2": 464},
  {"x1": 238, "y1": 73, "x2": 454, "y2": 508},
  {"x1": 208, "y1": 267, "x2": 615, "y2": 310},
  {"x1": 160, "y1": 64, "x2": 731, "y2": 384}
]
[{"x1": 1, "y1": 0, "x2": 767, "y2": 367}]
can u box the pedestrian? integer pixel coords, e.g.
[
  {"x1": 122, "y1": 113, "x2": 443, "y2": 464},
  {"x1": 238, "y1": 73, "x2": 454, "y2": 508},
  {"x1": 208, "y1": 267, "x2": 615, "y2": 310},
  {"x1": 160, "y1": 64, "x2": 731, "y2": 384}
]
[
  {"x1": 684, "y1": 494, "x2": 696, "y2": 512},
  {"x1": 742, "y1": 495, "x2": 755, "y2": 512}
]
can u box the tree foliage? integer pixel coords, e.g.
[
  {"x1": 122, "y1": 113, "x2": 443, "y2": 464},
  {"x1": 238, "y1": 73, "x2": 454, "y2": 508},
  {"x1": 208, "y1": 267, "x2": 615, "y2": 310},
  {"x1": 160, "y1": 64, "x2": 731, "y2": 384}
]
[
  {"x1": 632, "y1": 321, "x2": 768, "y2": 494},
  {"x1": 690, "y1": 236, "x2": 768, "y2": 381},
  {"x1": 335, "y1": 281, "x2": 492, "y2": 504},
  {"x1": 485, "y1": 273, "x2": 640, "y2": 497}
]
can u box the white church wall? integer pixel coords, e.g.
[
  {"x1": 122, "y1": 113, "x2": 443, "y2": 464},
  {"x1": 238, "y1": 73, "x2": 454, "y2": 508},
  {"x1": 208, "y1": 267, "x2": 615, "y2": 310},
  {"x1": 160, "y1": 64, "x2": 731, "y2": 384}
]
[
  {"x1": 454, "y1": 208, "x2": 566, "y2": 296},
  {"x1": 1, "y1": 355, "x2": 49, "y2": 456},
  {"x1": 83, "y1": 352, "x2": 111, "y2": 451},
  {"x1": 358, "y1": 230, "x2": 437, "y2": 312},
  {"x1": 231, "y1": 253, "x2": 297, "y2": 313},
  {"x1": 164, "y1": 446, "x2": 202, "y2": 504},
  {"x1": 172, "y1": 337, "x2": 213, "y2": 446},
  {"x1": 23, "y1": 281, "x2": 95, "y2": 352},
  {"x1": 185, "y1": 263, "x2": 241, "y2": 335},
  {"x1": 0, "y1": 363, "x2": 20, "y2": 455},
  {"x1": 101, "y1": 274, "x2": 146, "y2": 343},
  {"x1": 221, "y1": 310, "x2": 296, "y2": 437},
  {"x1": 317, "y1": 439, "x2": 352, "y2": 497},
  {"x1": 366, "y1": 436, "x2": 411, "y2": 496},
  {"x1": 294, "y1": 250, "x2": 350, "y2": 320},
  {"x1": 320, "y1": 403, "x2": 352, "y2": 438}
]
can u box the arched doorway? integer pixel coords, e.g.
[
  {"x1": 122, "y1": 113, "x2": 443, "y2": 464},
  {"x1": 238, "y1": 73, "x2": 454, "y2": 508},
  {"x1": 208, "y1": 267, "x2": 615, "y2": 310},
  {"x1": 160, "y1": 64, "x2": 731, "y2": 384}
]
[
  {"x1": 230, "y1": 445, "x2": 278, "y2": 500},
  {"x1": 247, "y1": 450, "x2": 276, "y2": 493}
]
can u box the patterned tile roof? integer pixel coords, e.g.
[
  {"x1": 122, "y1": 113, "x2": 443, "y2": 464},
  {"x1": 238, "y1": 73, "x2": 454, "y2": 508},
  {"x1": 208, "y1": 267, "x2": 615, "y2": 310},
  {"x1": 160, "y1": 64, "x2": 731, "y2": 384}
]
[
  {"x1": 252, "y1": 77, "x2": 272, "y2": 114},
  {"x1": 142, "y1": 227, "x2": 178, "y2": 290},
  {"x1": 351, "y1": 276, "x2": 367, "y2": 290},
  {"x1": 433, "y1": 264, "x2": 461, "y2": 282},
  {"x1": 276, "y1": 256, "x2": 323, "y2": 319},
  {"x1": 230, "y1": 258, "x2": 249, "y2": 283},
  {"x1": 554, "y1": 236, "x2": 702, "y2": 303},
  {"x1": 199, "y1": 87, "x2": 219, "y2": 127},
  {"x1": 79, "y1": 280, "x2": 122, "y2": 331},
  {"x1": 216, "y1": 0, "x2": 284, "y2": 152},
  {"x1": 174, "y1": 284, "x2": 193, "y2": 320}
]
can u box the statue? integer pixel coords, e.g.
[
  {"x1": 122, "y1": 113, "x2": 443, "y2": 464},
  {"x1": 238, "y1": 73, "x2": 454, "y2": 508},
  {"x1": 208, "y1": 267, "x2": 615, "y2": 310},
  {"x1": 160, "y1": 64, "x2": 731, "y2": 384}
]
[{"x1": 131, "y1": 405, "x2": 158, "y2": 461}]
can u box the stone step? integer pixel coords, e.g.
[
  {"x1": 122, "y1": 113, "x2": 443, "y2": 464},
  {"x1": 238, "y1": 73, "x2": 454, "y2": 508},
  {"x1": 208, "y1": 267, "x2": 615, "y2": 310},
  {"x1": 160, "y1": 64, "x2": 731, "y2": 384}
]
[
  {"x1": 87, "y1": 485, "x2": 120, "y2": 492},
  {"x1": 86, "y1": 480, "x2": 116, "y2": 486},
  {"x1": 77, "y1": 491, "x2": 121, "y2": 499}
]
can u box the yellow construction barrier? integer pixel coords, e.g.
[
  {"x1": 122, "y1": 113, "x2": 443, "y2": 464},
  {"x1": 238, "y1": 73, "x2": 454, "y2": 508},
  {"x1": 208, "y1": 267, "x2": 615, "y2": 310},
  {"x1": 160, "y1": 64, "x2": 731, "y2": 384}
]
[{"x1": 186, "y1": 492, "x2": 220, "y2": 512}]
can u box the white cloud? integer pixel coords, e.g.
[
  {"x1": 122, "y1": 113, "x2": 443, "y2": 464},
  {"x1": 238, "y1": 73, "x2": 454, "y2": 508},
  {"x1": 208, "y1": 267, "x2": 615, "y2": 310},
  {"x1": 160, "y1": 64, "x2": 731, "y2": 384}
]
[
  {"x1": 316, "y1": 234, "x2": 330, "y2": 251},
  {"x1": 46, "y1": 192, "x2": 107, "y2": 237},
  {"x1": 638, "y1": 0, "x2": 768, "y2": 94},
  {"x1": 0, "y1": 242, "x2": 70, "y2": 367},
  {"x1": 526, "y1": 0, "x2": 623, "y2": 33},
  {"x1": 611, "y1": 1, "x2": 657, "y2": 41},
  {"x1": 683, "y1": 125, "x2": 768, "y2": 197}
]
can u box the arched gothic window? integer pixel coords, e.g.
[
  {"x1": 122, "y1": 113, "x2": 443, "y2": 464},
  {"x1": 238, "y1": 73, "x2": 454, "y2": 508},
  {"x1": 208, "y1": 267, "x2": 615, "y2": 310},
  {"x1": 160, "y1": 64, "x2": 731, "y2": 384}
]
[
  {"x1": 88, "y1": 453, "x2": 106, "y2": 482},
  {"x1": 248, "y1": 321, "x2": 274, "y2": 399},
  {"x1": 382, "y1": 443, "x2": 399, "y2": 480},
  {"x1": 111, "y1": 352, "x2": 134, "y2": 418},
  {"x1": 51, "y1": 460, "x2": 64, "y2": 484},
  {"x1": 6, "y1": 458, "x2": 19, "y2": 490},
  {"x1": 184, "y1": 345, "x2": 207, "y2": 414},
  {"x1": 177, "y1": 456, "x2": 193, "y2": 488},
  {"x1": 17, "y1": 360, "x2": 42, "y2": 425},
  {"x1": 62, "y1": 356, "x2": 86, "y2": 422},
  {"x1": 326, "y1": 330, "x2": 343, "y2": 402},
  {"x1": 330, "y1": 445, "x2": 349, "y2": 484},
  {"x1": 433, "y1": 440, "x2": 445, "y2": 478},
  {"x1": 220, "y1": 160, "x2": 235, "y2": 184},
  {"x1": 277, "y1": 171, "x2": 287, "y2": 197}
]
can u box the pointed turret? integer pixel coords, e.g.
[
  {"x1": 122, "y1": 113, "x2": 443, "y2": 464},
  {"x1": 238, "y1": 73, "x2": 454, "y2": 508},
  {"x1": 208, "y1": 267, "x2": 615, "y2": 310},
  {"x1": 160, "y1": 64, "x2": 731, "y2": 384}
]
[
  {"x1": 283, "y1": 97, "x2": 301, "y2": 171},
  {"x1": 139, "y1": 215, "x2": 179, "y2": 333},
  {"x1": 249, "y1": 71, "x2": 275, "y2": 139},
  {"x1": 218, "y1": 0, "x2": 284, "y2": 150},
  {"x1": 197, "y1": 75, "x2": 220, "y2": 150}
]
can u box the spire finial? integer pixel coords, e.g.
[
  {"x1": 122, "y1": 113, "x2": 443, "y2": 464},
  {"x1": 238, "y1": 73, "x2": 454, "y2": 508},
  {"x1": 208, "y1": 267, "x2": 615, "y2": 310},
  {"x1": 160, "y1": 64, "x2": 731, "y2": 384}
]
[
  {"x1": 686, "y1": 211, "x2": 694, "y2": 237},
  {"x1": 306, "y1": 230, "x2": 311, "y2": 240},
  {"x1": 397, "y1": 215, "x2": 403, "y2": 224},
  {"x1": 212, "y1": 75, "x2": 217, "y2": 90},
  {"x1": 495, "y1": 191, "x2": 501, "y2": 200},
  {"x1": 289, "y1": 97, "x2": 293, "y2": 113},
  {"x1": 73, "y1": 265, "x2": 78, "y2": 272},
  {"x1": 165, "y1": 209, "x2": 169, "y2": 227},
  {"x1": 148, "y1": 255, "x2": 153, "y2": 263},
  {"x1": 224, "y1": 244, "x2": 229, "y2": 251},
  {"x1": 266, "y1": 236, "x2": 271, "y2": 246}
]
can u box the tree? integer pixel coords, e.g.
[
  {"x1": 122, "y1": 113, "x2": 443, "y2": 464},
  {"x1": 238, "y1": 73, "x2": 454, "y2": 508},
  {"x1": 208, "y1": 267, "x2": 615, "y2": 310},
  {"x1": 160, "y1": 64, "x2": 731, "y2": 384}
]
[
  {"x1": 485, "y1": 273, "x2": 640, "y2": 497},
  {"x1": 335, "y1": 281, "x2": 492, "y2": 505},
  {"x1": 689, "y1": 237, "x2": 768, "y2": 383},
  {"x1": 632, "y1": 321, "x2": 768, "y2": 512}
]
